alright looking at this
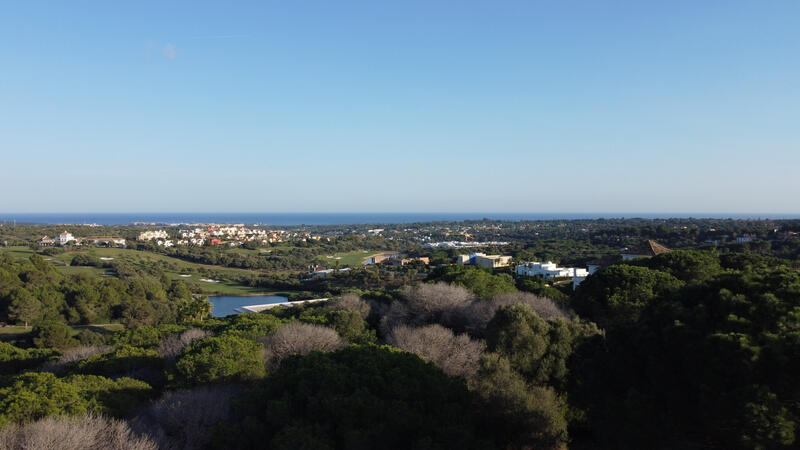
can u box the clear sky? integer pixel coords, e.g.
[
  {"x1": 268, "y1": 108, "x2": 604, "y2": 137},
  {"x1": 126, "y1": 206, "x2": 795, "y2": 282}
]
[{"x1": 1, "y1": 1, "x2": 798, "y2": 213}]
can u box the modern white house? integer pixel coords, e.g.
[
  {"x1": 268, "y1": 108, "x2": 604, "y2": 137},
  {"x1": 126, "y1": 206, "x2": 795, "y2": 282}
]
[
  {"x1": 515, "y1": 261, "x2": 589, "y2": 279},
  {"x1": 516, "y1": 261, "x2": 590, "y2": 290}
]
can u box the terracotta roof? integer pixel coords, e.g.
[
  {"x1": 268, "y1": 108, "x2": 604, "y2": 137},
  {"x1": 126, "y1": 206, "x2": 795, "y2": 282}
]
[{"x1": 622, "y1": 240, "x2": 671, "y2": 257}]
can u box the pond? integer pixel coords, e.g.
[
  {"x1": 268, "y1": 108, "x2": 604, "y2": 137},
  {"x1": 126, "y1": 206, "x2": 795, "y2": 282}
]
[{"x1": 208, "y1": 295, "x2": 288, "y2": 317}]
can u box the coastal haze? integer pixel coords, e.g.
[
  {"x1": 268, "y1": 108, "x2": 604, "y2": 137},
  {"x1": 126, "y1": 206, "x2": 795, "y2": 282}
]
[{"x1": 2, "y1": 212, "x2": 800, "y2": 226}]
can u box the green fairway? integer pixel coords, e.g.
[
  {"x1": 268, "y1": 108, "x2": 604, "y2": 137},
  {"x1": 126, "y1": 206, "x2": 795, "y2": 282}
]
[
  {"x1": 0, "y1": 246, "x2": 286, "y2": 295},
  {"x1": 317, "y1": 250, "x2": 387, "y2": 267}
]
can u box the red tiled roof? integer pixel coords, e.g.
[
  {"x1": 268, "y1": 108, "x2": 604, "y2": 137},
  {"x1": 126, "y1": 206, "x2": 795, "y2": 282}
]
[{"x1": 622, "y1": 240, "x2": 671, "y2": 257}]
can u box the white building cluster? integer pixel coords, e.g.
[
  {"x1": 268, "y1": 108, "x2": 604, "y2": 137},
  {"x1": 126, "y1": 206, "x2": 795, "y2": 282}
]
[
  {"x1": 424, "y1": 241, "x2": 510, "y2": 248},
  {"x1": 137, "y1": 230, "x2": 169, "y2": 241},
  {"x1": 515, "y1": 261, "x2": 590, "y2": 290}
]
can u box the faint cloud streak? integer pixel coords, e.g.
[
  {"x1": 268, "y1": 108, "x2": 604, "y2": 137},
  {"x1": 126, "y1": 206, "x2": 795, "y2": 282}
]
[{"x1": 163, "y1": 43, "x2": 176, "y2": 60}]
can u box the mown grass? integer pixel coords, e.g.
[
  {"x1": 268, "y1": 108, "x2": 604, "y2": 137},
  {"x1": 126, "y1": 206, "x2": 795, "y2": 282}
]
[
  {"x1": 317, "y1": 250, "x2": 385, "y2": 267},
  {"x1": 0, "y1": 246, "x2": 286, "y2": 295}
]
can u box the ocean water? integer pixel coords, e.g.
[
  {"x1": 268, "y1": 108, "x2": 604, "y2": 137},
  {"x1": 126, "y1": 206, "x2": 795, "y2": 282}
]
[{"x1": 0, "y1": 212, "x2": 795, "y2": 226}]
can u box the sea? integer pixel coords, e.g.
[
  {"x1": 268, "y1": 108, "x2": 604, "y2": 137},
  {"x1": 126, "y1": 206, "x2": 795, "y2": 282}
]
[{"x1": 0, "y1": 212, "x2": 796, "y2": 226}]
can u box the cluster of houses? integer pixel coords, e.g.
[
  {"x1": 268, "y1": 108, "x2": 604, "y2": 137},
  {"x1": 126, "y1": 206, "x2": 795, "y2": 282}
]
[
  {"x1": 136, "y1": 226, "x2": 326, "y2": 248},
  {"x1": 458, "y1": 240, "x2": 675, "y2": 291},
  {"x1": 37, "y1": 232, "x2": 126, "y2": 247},
  {"x1": 424, "y1": 241, "x2": 510, "y2": 249}
]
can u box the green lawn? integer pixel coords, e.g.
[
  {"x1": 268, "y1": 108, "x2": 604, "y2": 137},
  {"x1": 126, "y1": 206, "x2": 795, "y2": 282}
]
[
  {"x1": 0, "y1": 246, "x2": 284, "y2": 295},
  {"x1": 317, "y1": 250, "x2": 388, "y2": 267}
]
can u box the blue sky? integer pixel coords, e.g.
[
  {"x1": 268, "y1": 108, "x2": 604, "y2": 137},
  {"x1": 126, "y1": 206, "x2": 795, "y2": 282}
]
[{"x1": 1, "y1": 1, "x2": 798, "y2": 213}]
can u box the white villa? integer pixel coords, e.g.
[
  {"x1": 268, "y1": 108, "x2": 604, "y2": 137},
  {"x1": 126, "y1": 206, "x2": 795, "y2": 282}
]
[
  {"x1": 56, "y1": 231, "x2": 76, "y2": 245},
  {"x1": 515, "y1": 261, "x2": 589, "y2": 279},
  {"x1": 516, "y1": 261, "x2": 591, "y2": 290}
]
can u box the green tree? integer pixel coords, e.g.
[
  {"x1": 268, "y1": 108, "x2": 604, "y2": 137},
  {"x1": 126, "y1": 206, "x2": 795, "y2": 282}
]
[
  {"x1": 32, "y1": 321, "x2": 78, "y2": 349},
  {"x1": 0, "y1": 372, "x2": 86, "y2": 427},
  {"x1": 8, "y1": 288, "x2": 41, "y2": 328},
  {"x1": 222, "y1": 346, "x2": 491, "y2": 449},
  {"x1": 486, "y1": 303, "x2": 599, "y2": 389},
  {"x1": 572, "y1": 264, "x2": 683, "y2": 329},
  {"x1": 176, "y1": 336, "x2": 265, "y2": 384},
  {"x1": 427, "y1": 265, "x2": 517, "y2": 299}
]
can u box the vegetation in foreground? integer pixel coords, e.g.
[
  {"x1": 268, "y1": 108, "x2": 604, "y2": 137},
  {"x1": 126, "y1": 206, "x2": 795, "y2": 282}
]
[{"x1": 0, "y1": 220, "x2": 799, "y2": 448}]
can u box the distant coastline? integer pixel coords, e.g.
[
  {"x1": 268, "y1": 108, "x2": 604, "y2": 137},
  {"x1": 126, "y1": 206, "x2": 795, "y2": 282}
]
[{"x1": 0, "y1": 212, "x2": 798, "y2": 226}]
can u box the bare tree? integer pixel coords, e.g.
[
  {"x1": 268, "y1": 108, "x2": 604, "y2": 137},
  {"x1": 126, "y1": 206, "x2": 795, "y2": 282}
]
[
  {"x1": 130, "y1": 386, "x2": 240, "y2": 450},
  {"x1": 328, "y1": 293, "x2": 371, "y2": 319},
  {"x1": 381, "y1": 283, "x2": 474, "y2": 333},
  {"x1": 445, "y1": 292, "x2": 568, "y2": 337},
  {"x1": 387, "y1": 324, "x2": 485, "y2": 380},
  {"x1": 0, "y1": 414, "x2": 157, "y2": 450},
  {"x1": 41, "y1": 345, "x2": 112, "y2": 374},
  {"x1": 158, "y1": 328, "x2": 214, "y2": 361},
  {"x1": 492, "y1": 292, "x2": 568, "y2": 321},
  {"x1": 260, "y1": 322, "x2": 345, "y2": 369}
]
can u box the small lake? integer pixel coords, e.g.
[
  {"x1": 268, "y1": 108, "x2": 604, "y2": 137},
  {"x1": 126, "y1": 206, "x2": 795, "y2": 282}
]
[{"x1": 208, "y1": 295, "x2": 288, "y2": 317}]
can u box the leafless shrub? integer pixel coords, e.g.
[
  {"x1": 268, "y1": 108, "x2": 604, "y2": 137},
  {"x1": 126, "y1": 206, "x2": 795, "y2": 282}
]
[
  {"x1": 387, "y1": 324, "x2": 485, "y2": 380},
  {"x1": 41, "y1": 345, "x2": 112, "y2": 374},
  {"x1": 260, "y1": 322, "x2": 344, "y2": 369},
  {"x1": 445, "y1": 292, "x2": 568, "y2": 337},
  {"x1": 0, "y1": 413, "x2": 157, "y2": 450},
  {"x1": 130, "y1": 386, "x2": 240, "y2": 450},
  {"x1": 492, "y1": 292, "x2": 568, "y2": 321},
  {"x1": 158, "y1": 328, "x2": 214, "y2": 361},
  {"x1": 328, "y1": 293, "x2": 371, "y2": 319},
  {"x1": 381, "y1": 283, "x2": 474, "y2": 333}
]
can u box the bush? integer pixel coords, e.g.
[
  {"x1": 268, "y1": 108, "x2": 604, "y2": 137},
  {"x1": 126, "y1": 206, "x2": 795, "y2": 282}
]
[
  {"x1": 158, "y1": 328, "x2": 213, "y2": 361},
  {"x1": 0, "y1": 372, "x2": 86, "y2": 427},
  {"x1": 32, "y1": 321, "x2": 78, "y2": 350},
  {"x1": 445, "y1": 291, "x2": 569, "y2": 337},
  {"x1": 382, "y1": 282, "x2": 474, "y2": 333},
  {"x1": 176, "y1": 336, "x2": 265, "y2": 384},
  {"x1": 0, "y1": 414, "x2": 157, "y2": 450},
  {"x1": 328, "y1": 293, "x2": 371, "y2": 319},
  {"x1": 66, "y1": 375, "x2": 153, "y2": 417},
  {"x1": 260, "y1": 321, "x2": 344, "y2": 369},
  {"x1": 131, "y1": 386, "x2": 240, "y2": 449},
  {"x1": 70, "y1": 254, "x2": 101, "y2": 267},
  {"x1": 225, "y1": 346, "x2": 491, "y2": 449},
  {"x1": 218, "y1": 313, "x2": 282, "y2": 340},
  {"x1": 0, "y1": 342, "x2": 59, "y2": 375},
  {"x1": 388, "y1": 324, "x2": 485, "y2": 380},
  {"x1": 486, "y1": 303, "x2": 600, "y2": 389},
  {"x1": 41, "y1": 345, "x2": 111, "y2": 374},
  {"x1": 327, "y1": 309, "x2": 377, "y2": 344},
  {"x1": 76, "y1": 345, "x2": 163, "y2": 379},
  {"x1": 470, "y1": 353, "x2": 568, "y2": 450}
]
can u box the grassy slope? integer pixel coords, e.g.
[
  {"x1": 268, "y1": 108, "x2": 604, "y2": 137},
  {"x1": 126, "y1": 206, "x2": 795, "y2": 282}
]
[{"x1": 0, "y1": 246, "x2": 290, "y2": 296}]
